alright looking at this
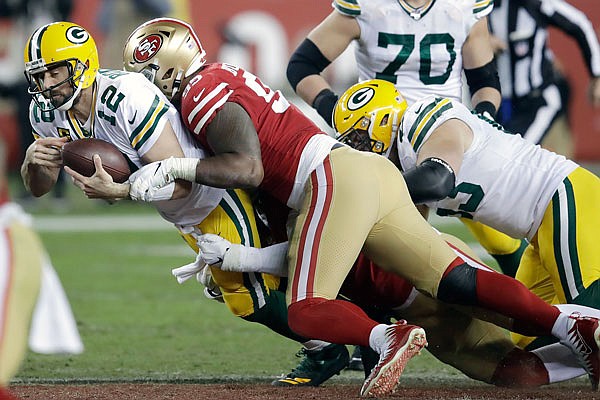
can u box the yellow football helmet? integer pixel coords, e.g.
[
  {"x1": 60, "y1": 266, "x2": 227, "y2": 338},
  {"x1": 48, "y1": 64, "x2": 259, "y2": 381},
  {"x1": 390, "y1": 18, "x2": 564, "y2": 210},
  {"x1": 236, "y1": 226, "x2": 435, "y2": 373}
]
[
  {"x1": 24, "y1": 22, "x2": 99, "y2": 111},
  {"x1": 123, "y1": 18, "x2": 206, "y2": 100},
  {"x1": 333, "y1": 79, "x2": 407, "y2": 157}
]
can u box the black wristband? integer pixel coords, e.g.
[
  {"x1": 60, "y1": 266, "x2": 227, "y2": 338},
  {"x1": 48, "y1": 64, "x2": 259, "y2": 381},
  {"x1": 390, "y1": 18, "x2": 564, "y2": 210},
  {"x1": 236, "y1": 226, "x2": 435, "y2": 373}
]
[
  {"x1": 312, "y1": 88, "x2": 339, "y2": 127},
  {"x1": 474, "y1": 101, "x2": 497, "y2": 119}
]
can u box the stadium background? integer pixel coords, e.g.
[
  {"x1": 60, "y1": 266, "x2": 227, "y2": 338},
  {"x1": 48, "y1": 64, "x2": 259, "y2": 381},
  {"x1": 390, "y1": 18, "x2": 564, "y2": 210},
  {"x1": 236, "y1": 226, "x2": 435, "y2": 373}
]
[
  {"x1": 0, "y1": 0, "x2": 598, "y2": 169},
  {"x1": 4, "y1": 2, "x2": 600, "y2": 398}
]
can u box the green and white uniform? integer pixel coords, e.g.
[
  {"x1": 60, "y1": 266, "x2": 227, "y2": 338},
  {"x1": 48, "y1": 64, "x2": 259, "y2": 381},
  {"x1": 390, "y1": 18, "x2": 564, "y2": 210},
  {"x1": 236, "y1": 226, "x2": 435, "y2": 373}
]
[
  {"x1": 396, "y1": 96, "x2": 600, "y2": 349},
  {"x1": 29, "y1": 69, "x2": 223, "y2": 226},
  {"x1": 397, "y1": 96, "x2": 578, "y2": 240},
  {"x1": 334, "y1": 0, "x2": 493, "y2": 104}
]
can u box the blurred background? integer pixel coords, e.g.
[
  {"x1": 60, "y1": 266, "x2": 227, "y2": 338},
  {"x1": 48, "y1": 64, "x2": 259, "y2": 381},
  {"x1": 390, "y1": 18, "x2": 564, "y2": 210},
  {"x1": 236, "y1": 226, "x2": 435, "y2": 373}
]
[
  {"x1": 3, "y1": 0, "x2": 599, "y2": 387},
  {"x1": 0, "y1": 0, "x2": 599, "y2": 209}
]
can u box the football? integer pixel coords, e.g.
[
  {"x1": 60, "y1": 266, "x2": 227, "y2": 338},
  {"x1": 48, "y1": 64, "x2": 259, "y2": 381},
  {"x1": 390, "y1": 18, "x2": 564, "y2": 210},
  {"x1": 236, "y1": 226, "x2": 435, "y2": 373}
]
[{"x1": 62, "y1": 138, "x2": 131, "y2": 183}]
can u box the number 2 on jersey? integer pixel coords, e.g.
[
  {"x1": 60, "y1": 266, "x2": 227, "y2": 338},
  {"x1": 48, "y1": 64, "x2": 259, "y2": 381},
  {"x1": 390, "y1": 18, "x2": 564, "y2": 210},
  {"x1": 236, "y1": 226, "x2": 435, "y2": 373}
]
[{"x1": 376, "y1": 33, "x2": 456, "y2": 85}]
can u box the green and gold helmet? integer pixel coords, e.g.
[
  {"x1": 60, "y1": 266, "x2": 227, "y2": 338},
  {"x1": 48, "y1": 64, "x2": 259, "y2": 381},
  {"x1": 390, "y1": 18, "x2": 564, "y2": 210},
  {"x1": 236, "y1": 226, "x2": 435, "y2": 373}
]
[
  {"x1": 24, "y1": 22, "x2": 99, "y2": 111},
  {"x1": 333, "y1": 79, "x2": 407, "y2": 157}
]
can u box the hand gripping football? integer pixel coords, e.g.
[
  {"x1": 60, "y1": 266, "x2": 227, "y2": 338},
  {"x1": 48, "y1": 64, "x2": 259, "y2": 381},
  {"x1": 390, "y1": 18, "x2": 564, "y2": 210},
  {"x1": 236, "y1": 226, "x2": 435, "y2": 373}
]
[{"x1": 62, "y1": 138, "x2": 131, "y2": 183}]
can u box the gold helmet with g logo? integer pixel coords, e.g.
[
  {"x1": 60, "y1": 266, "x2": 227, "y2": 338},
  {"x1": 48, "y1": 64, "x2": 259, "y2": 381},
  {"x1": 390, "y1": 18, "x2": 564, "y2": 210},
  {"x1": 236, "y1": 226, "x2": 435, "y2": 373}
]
[
  {"x1": 123, "y1": 18, "x2": 207, "y2": 100},
  {"x1": 24, "y1": 22, "x2": 99, "y2": 111},
  {"x1": 333, "y1": 79, "x2": 408, "y2": 157}
]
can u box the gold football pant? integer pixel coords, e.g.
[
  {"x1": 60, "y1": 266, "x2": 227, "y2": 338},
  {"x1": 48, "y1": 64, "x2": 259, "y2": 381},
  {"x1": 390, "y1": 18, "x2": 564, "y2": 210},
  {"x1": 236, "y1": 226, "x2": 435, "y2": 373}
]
[
  {"x1": 179, "y1": 189, "x2": 281, "y2": 317},
  {"x1": 0, "y1": 221, "x2": 42, "y2": 385},
  {"x1": 512, "y1": 167, "x2": 600, "y2": 348},
  {"x1": 461, "y1": 219, "x2": 526, "y2": 277},
  {"x1": 287, "y1": 146, "x2": 458, "y2": 305}
]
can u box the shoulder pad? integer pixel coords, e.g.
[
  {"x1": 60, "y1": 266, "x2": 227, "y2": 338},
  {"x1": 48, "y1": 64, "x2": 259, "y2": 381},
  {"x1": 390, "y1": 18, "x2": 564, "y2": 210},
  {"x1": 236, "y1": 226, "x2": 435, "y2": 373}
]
[
  {"x1": 333, "y1": 0, "x2": 361, "y2": 16},
  {"x1": 404, "y1": 97, "x2": 454, "y2": 152}
]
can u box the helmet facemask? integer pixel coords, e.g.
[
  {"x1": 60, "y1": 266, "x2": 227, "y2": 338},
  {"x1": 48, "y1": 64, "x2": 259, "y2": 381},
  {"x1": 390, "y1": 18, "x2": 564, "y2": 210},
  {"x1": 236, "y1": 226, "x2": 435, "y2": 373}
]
[
  {"x1": 25, "y1": 58, "x2": 88, "y2": 111},
  {"x1": 337, "y1": 113, "x2": 399, "y2": 157},
  {"x1": 334, "y1": 79, "x2": 407, "y2": 158}
]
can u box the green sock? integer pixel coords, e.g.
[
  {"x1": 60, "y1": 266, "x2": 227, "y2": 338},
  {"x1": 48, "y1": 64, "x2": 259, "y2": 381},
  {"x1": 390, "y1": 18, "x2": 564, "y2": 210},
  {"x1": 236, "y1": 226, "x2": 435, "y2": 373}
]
[
  {"x1": 242, "y1": 289, "x2": 306, "y2": 343},
  {"x1": 492, "y1": 238, "x2": 528, "y2": 278}
]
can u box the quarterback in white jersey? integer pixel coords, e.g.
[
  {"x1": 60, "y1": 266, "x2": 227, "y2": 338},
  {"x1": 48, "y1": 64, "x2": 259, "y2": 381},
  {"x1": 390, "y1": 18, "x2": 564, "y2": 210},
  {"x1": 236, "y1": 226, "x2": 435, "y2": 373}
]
[
  {"x1": 335, "y1": 79, "x2": 600, "y2": 350},
  {"x1": 28, "y1": 68, "x2": 222, "y2": 226}
]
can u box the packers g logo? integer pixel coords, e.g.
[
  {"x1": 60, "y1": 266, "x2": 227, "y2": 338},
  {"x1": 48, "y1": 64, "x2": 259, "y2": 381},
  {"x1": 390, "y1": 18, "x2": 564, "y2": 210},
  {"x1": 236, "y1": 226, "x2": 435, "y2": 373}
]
[
  {"x1": 133, "y1": 34, "x2": 163, "y2": 63},
  {"x1": 347, "y1": 87, "x2": 375, "y2": 111},
  {"x1": 66, "y1": 26, "x2": 89, "y2": 44}
]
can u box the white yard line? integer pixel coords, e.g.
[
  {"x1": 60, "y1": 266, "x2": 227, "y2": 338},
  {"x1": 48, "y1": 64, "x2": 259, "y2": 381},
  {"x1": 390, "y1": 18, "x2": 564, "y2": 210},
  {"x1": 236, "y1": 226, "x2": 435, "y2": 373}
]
[{"x1": 32, "y1": 214, "x2": 174, "y2": 232}]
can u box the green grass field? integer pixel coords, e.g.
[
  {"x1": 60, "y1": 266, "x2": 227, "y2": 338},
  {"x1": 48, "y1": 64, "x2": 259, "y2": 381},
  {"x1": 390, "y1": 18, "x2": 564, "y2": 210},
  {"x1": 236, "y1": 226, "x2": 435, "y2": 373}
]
[{"x1": 12, "y1": 178, "x2": 489, "y2": 385}]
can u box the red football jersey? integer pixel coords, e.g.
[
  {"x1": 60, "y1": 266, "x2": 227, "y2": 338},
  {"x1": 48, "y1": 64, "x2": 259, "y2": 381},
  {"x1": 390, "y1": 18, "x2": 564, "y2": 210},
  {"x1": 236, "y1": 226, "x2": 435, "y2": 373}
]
[{"x1": 180, "y1": 63, "x2": 326, "y2": 204}]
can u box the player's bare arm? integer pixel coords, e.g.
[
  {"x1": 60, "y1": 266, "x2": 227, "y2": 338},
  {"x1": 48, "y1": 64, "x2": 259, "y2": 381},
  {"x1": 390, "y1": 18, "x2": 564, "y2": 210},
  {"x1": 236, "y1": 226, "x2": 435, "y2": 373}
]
[
  {"x1": 141, "y1": 120, "x2": 192, "y2": 199},
  {"x1": 20, "y1": 136, "x2": 68, "y2": 197},
  {"x1": 199, "y1": 102, "x2": 264, "y2": 189},
  {"x1": 416, "y1": 119, "x2": 473, "y2": 174},
  {"x1": 292, "y1": 11, "x2": 359, "y2": 106},
  {"x1": 463, "y1": 17, "x2": 501, "y2": 114},
  {"x1": 402, "y1": 119, "x2": 472, "y2": 204}
]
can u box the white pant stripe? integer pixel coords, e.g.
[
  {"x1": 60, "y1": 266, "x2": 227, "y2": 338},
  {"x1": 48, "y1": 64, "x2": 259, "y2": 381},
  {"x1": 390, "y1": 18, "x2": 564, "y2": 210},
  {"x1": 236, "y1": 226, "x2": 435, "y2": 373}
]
[
  {"x1": 555, "y1": 182, "x2": 580, "y2": 300},
  {"x1": 296, "y1": 164, "x2": 330, "y2": 301}
]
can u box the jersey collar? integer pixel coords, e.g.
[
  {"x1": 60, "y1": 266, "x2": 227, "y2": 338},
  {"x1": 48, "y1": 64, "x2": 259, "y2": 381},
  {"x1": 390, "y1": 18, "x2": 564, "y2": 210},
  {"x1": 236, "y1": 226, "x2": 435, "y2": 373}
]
[
  {"x1": 397, "y1": 0, "x2": 436, "y2": 21},
  {"x1": 67, "y1": 81, "x2": 97, "y2": 139}
]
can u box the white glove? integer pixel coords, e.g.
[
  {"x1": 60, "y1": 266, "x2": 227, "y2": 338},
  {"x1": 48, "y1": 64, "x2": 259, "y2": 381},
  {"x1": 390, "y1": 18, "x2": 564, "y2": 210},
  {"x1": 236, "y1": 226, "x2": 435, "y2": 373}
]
[
  {"x1": 171, "y1": 253, "x2": 224, "y2": 303},
  {"x1": 129, "y1": 157, "x2": 197, "y2": 201},
  {"x1": 197, "y1": 233, "x2": 232, "y2": 267},
  {"x1": 196, "y1": 264, "x2": 224, "y2": 303}
]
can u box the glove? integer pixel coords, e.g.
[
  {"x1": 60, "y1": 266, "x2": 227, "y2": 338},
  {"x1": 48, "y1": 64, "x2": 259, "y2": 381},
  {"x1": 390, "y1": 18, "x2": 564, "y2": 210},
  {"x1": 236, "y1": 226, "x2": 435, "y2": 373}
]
[
  {"x1": 196, "y1": 264, "x2": 224, "y2": 303},
  {"x1": 129, "y1": 157, "x2": 197, "y2": 201},
  {"x1": 171, "y1": 252, "x2": 224, "y2": 303},
  {"x1": 197, "y1": 233, "x2": 232, "y2": 267}
]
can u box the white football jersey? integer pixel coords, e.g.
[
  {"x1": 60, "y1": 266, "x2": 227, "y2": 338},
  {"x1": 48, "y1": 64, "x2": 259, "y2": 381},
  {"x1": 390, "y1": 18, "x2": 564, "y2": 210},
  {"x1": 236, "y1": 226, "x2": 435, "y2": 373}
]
[
  {"x1": 29, "y1": 69, "x2": 223, "y2": 226},
  {"x1": 396, "y1": 96, "x2": 578, "y2": 240},
  {"x1": 334, "y1": 0, "x2": 493, "y2": 104}
]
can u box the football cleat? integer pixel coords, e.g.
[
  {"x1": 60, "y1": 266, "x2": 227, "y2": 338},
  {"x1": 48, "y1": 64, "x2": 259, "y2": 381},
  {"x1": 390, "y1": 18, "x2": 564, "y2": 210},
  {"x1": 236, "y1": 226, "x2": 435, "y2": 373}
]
[
  {"x1": 562, "y1": 313, "x2": 600, "y2": 390},
  {"x1": 347, "y1": 346, "x2": 364, "y2": 371},
  {"x1": 360, "y1": 320, "x2": 427, "y2": 397},
  {"x1": 272, "y1": 343, "x2": 349, "y2": 387}
]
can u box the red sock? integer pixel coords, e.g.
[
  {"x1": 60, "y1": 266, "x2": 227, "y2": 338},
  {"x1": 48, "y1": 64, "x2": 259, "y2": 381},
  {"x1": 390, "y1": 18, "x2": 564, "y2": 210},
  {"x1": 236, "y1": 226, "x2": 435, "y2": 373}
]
[
  {"x1": 288, "y1": 298, "x2": 378, "y2": 346},
  {"x1": 474, "y1": 268, "x2": 560, "y2": 336},
  {"x1": 492, "y1": 348, "x2": 549, "y2": 388}
]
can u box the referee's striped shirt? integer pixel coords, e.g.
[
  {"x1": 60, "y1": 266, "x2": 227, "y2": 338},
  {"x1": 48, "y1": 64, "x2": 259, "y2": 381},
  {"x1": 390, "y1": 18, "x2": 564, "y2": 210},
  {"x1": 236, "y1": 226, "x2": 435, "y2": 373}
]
[{"x1": 489, "y1": 0, "x2": 600, "y2": 99}]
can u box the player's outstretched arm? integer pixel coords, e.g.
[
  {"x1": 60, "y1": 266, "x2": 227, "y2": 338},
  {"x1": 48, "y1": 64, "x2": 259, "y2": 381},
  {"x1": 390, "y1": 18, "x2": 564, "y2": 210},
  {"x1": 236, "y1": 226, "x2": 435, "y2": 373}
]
[{"x1": 198, "y1": 233, "x2": 289, "y2": 276}]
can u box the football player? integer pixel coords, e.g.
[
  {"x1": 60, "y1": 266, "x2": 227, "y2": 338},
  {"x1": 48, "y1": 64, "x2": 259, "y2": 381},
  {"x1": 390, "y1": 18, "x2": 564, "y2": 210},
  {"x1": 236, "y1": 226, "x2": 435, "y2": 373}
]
[
  {"x1": 333, "y1": 78, "x2": 600, "y2": 352},
  {"x1": 20, "y1": 21, "x2": 349, "y2": 387},
  {"x1": 0, "y1": 139, "x2": 43, "y2": 400},
  {"x1": 286, "y1": 0, "x2": 527, "y2": 278},
  {"x1": 195, "y1": 230, "x2": 600, "y2": 388},
  {"x1": 122, "y1": 18, "x2": 600, "y2": 397}
]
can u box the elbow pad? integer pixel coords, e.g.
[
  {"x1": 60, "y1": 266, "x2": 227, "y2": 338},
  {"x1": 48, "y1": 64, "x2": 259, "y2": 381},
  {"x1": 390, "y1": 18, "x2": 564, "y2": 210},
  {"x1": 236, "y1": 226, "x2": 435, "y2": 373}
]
[
  {"x1": 402, "y1": 157, "x2": 455, "y2": 204},
  {"x1": 286, "y1": 38, "x2": 331, "y2": 91},
  {"x1": 464, "y1": 59, "x2": 501, "y2": 96}
]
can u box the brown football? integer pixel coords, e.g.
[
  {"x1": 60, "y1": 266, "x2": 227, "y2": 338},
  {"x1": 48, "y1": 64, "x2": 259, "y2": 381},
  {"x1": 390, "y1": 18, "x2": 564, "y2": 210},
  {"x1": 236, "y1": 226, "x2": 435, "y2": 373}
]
[{"x1": 62, "y1": 139, "x2": 131, "y2": 183}]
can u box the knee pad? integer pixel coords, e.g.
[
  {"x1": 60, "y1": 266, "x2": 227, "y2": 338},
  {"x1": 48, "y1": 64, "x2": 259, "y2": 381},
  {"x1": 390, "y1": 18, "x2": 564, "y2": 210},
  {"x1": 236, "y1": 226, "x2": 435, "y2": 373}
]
[{"x1": 437, "y1": 263, "x2": 478, "y2": 305}]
